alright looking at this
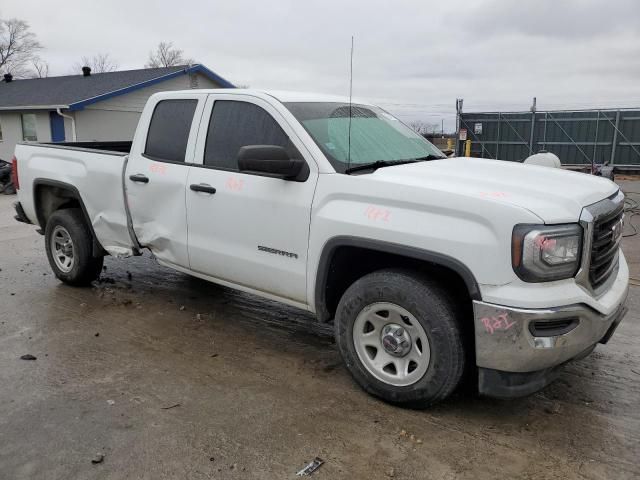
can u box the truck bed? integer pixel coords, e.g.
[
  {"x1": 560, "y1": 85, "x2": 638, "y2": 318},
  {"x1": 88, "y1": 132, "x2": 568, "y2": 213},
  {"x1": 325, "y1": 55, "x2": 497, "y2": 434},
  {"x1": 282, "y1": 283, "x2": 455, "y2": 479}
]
[
  {"x1": 14, "y1": 142, "x2": 136, "y2": 257},
  {"x1": 41, "y1": 141, "x2": 133, "y2": 154}
]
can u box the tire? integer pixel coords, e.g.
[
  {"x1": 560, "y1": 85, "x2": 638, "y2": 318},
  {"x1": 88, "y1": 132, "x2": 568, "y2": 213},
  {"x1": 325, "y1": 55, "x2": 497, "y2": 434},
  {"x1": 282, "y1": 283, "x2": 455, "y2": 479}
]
[
  {"x1": 44, "y1": 208, "x2": 103, "y2": 286},
  {"x1": 334, "y1": 269, "x2": 466, "y2": 408}
]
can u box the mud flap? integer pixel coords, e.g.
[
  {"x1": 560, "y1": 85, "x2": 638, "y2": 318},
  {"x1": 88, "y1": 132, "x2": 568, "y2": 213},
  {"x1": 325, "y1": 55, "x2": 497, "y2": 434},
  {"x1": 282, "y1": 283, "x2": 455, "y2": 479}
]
[{"x1": 13, "y1": 202, "x2": 32, "y2": 224}]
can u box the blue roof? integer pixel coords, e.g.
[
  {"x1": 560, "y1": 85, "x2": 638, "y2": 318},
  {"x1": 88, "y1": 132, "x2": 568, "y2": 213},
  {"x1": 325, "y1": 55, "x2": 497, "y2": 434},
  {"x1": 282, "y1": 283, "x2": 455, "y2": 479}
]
[{"x1": 0, "y1": 64, "x2": 235, "y2": 111}]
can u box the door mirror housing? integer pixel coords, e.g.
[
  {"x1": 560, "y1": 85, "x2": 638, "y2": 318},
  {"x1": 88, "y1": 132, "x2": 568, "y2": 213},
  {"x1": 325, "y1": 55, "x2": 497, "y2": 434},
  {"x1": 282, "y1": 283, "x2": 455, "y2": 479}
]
[{"x1": 237, "y1": 145, "x2": 305, "y2": 180}]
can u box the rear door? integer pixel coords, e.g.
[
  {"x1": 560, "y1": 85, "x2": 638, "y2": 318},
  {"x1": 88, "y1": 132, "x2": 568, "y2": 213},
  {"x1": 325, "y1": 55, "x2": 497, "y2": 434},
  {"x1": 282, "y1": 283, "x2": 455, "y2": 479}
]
[
  {"x1": 185, "y1": 94, "x2": 318, "y2": 304},
  {"x1": 125, "y1": 93, "x2": 207, "y2": 268}
]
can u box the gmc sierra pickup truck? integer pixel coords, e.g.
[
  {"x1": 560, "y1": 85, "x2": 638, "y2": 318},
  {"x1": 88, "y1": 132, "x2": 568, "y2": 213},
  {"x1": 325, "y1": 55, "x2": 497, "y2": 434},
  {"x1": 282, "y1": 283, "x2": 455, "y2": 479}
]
[{"x1": 12, "y1": 89, "x2": 629, "y2": 407}]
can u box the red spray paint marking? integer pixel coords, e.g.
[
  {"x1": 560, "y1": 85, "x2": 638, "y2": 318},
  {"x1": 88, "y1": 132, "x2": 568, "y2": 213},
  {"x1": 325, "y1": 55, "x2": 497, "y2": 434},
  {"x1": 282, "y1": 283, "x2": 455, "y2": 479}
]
[
  {"x1": 225, "y1": 177, "x2": 244, "y2": 191},
  {"x1": 481, "y1": 312, "x2": 516, "y2": 334},
  {"x1": 365, "y1": 206, "x2": 391, "y2": 222},
  {"x1": 149, "y1": 163, "x2": 167, "y2": 175},
  {"x1": 479, "y1": 191, "x2": 509, "y2": 198},
  {"x1": 534, "y1": 236, "x2": 557, "y2": 251}
]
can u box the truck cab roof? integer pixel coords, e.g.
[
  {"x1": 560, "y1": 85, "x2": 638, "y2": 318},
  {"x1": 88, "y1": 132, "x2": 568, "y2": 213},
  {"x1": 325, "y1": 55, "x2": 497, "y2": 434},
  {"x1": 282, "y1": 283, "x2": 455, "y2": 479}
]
[{"x1": 164, "y1": 88, "x2": 372, "y2": 106}]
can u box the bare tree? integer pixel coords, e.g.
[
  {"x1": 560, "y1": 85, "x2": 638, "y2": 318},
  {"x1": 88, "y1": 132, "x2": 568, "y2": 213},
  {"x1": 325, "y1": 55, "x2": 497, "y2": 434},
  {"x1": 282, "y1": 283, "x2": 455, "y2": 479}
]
[
  {"x1": 73, "y1": 53, "x2": 118, "y2": 74},
  {"x1": 0, "y1": 18, "x2": 42, "y2": 78},
  {"x1": 146, "y1": 41, "x2": 193, "y2": 68},
  {"x1": 408, "y1": 120, "x2": 438, "y2": 137},
  {"x1": 31, "y1": 57, "x2": 49, "y2": 78}
]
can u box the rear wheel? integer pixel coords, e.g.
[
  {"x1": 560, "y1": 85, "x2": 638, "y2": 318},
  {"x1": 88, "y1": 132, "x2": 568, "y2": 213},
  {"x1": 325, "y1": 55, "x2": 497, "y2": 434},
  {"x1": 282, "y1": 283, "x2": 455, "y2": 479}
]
[
  {"x1": 45, "y1": 208, "x2": 103, "y2": 286},
  {"x1": 334, "y1": 269, "x2": 465, "y2": 408}
]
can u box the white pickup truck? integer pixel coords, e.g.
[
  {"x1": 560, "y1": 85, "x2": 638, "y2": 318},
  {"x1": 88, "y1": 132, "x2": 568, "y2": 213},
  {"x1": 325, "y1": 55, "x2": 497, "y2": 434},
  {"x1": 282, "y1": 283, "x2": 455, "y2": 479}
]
[{"x1": 12, "y1": 89, "x2": 629, "y2": 407}]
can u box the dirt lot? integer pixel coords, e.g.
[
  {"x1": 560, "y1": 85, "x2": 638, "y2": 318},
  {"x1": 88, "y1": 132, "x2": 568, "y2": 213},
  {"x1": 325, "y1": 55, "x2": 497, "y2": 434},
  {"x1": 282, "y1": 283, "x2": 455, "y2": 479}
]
[{"x1": 0, "y1": 183, "x2": 639, "y2": 480}]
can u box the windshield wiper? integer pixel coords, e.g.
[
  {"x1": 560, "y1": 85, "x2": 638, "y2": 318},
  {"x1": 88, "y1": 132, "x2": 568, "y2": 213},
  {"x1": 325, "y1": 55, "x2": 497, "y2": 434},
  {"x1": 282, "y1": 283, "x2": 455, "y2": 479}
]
[
  {"x1": 344, "y1": 160, "x2": 407, "y2": 174},
  {"x1": 344, "y1": 155, "x2": 444, "y2": 174},
  {"x1": 411, "y1": 154, "x2": 446, "y2": 161}
]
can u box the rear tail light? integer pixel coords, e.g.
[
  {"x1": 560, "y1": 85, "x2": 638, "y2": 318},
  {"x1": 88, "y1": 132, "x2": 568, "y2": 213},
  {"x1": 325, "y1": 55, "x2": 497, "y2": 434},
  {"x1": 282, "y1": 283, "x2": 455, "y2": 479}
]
[{"x1": 11, "y1": 155, "x2": 19, "y2": 190}]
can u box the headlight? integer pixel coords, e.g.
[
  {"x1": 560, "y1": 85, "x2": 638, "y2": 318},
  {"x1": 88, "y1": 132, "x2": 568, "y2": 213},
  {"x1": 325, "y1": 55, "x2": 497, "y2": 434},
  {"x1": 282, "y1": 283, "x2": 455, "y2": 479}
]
[{"x1": 512, "y1": 224, "x2": 583, "y2": 282}]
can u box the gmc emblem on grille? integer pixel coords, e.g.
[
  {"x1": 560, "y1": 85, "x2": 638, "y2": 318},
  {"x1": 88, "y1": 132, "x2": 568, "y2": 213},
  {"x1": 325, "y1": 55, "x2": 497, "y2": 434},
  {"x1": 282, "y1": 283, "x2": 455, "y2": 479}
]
[{"x1": 611, "y1": 219, "x2": 623, "y2": 243}]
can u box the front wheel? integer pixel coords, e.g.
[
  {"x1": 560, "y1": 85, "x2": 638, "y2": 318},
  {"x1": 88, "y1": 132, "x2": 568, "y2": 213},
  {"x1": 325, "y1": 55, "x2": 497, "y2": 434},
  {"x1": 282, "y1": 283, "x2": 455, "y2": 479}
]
[
  {"x1": 45, "y1": 208, "x2": 103, "y2": 286},
  {"x1": 334, "y1": 269, "x2": 466, "y2": 408}
]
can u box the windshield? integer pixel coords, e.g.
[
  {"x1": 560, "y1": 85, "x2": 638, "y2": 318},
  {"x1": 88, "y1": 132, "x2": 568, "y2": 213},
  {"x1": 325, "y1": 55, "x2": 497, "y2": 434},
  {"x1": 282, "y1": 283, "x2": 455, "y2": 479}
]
[{"x1": 285, "y1": 102, "x2": 445, "y2": 173}]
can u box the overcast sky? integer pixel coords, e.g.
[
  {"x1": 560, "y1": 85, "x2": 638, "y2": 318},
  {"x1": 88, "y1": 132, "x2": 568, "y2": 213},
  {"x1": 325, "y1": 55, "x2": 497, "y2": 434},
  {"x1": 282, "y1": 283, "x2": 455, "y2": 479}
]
[{"x1": 3, "y1": 0, "x2": 640, "y2": 130}]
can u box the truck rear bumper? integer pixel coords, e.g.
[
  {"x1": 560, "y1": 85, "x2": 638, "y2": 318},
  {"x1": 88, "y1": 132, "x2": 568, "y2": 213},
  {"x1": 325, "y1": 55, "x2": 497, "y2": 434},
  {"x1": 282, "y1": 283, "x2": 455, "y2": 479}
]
[
  {"x1": 13, "y1": 201, "x2": 32, "y2": 224},
  {"x1": 473, "y1": 288, "x2": 628, "y2": 398}
]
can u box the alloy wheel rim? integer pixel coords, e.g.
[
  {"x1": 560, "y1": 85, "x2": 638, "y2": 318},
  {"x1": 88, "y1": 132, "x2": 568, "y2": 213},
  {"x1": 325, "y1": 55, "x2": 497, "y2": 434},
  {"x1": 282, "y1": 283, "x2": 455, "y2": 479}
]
[
  {"x1": 51, "y1": 225, "x2": 75, "y2": 273},
  {"x1": 352, "y1": 302, "x2": 431, "y2": 387}
]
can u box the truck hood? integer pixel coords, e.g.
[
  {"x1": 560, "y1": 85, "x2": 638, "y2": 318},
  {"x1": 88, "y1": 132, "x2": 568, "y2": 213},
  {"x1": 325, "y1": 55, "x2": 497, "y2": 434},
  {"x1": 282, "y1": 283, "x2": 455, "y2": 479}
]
[{"x1": 372, "y1": 157, "x2": 619, "y2": 223}]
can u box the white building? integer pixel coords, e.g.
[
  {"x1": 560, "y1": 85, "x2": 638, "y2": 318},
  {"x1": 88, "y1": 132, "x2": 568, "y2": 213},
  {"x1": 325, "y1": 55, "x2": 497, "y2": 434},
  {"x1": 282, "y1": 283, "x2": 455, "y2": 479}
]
[{"x1": 0, "y1": 64, "x2": 234, "y2": 160}]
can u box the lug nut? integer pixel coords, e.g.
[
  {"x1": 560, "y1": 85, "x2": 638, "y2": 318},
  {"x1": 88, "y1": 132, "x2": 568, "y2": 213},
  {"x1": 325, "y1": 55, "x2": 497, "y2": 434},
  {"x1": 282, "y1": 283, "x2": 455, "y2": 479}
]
[{"x1": 394, "y1": 327, "x2": 404, "y2": 337}]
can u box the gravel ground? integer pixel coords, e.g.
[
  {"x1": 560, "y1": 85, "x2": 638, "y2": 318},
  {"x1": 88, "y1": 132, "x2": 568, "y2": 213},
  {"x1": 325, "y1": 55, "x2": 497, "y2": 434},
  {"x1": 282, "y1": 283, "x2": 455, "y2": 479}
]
[{"x1": 0, "y1": 181, "x2": 638, "y2": 480}]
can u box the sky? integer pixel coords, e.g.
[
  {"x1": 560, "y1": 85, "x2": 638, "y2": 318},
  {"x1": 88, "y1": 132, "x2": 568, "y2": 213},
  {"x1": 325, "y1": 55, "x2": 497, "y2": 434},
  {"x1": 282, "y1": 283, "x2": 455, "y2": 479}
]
[{"x1": 3, "y1": 0, "x2": 640, "y2": 131}]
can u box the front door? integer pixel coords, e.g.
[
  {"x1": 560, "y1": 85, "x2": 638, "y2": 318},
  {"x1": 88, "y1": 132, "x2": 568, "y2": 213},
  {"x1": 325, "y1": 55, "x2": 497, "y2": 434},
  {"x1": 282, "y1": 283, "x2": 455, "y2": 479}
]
[
  {"x1": 185, "y1": 95, "x2": 318, "y2": 304},
  {"x1": 49, "y1": 111, "x2": 65, "y2": 142},
  {"x1": 126, "y1": 94, "x2": 206, "y2": 268}
]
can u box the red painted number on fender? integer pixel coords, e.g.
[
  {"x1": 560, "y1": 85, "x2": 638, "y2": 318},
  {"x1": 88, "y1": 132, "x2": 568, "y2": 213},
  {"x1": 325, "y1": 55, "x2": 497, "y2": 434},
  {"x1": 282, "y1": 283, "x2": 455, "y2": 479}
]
[
  {"x1": 481, "y1": 312, "x2": 516, "y2": 334},
  {"x1": 480, "y1": 191, "x2": 508, "y2": 198},
  {"x1": 365, "y1": 206, "x2": 391, "y2": 222}
]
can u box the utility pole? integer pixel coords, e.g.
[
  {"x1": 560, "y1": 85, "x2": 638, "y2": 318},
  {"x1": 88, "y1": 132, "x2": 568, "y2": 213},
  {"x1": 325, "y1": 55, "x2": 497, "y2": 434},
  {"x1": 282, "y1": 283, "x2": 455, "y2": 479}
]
[
  {"x1": 455, "y1": 98, "x2": 463, "y2": 156},
  {"x1": 441, "y1": 119, "x2": 444, "y2": 137},
  {"x1": 529, "y1": 96, "x2": 537, "y2": 155}
]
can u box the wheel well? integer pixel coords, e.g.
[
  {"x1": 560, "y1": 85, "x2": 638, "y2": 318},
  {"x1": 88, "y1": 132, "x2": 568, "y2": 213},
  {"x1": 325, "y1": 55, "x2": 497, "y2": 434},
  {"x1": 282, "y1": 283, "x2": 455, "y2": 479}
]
[
  {"x1": 317, "y1": 241, "x2": 480, "y2": 394},
  {"x1": 33, "y1": 182, "x2": 105, "y2": 256},
  {"x1": 34, "y1": 184, "x2": 82, "y2": 229},
  {"x1": 316, "y1": 243, "x2": 478, "y2": 325}
]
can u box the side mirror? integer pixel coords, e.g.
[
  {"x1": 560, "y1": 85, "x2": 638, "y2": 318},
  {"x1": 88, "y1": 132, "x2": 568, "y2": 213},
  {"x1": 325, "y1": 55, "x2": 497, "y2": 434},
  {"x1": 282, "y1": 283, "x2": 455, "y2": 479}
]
[{"x1": 237, "y1": 145, "x2": 304, "y2": 179}]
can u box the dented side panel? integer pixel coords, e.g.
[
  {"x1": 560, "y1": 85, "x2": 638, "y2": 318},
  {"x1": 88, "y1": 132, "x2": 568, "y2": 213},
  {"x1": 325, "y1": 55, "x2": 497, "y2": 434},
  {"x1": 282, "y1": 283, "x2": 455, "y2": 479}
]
[{"x1": 125, "y1": 159, "x2": 191, "y2": 267}]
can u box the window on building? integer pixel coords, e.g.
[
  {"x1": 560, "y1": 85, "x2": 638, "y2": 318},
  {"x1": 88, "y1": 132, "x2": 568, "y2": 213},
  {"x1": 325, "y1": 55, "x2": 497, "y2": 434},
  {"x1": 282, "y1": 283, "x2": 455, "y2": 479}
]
[
  {"x1": 204, "y1": 101, "x2": 290, "y2": 170},
  {"x1": 21, "y1": 113, "x2": 38, "y2": 141},
  {"x1": 144, "y1": 99, "x2": 198, "y2": 162}
]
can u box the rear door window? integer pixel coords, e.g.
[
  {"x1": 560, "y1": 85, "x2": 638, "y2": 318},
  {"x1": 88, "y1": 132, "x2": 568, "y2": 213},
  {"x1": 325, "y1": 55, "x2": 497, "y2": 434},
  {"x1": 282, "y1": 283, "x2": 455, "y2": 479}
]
[
  {"x1": 145, "y1": 99, "x2": 197, "y2": 162},
  {"x1": 204, "y1": 100, "x2": 290, "y2": 170}
]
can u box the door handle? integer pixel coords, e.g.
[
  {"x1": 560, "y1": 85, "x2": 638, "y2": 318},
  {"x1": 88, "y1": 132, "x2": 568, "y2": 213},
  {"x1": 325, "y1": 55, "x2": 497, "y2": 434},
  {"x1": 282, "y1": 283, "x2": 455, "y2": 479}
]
[
  {"x1": 129, "y1": 174, "x2": 149, "y2": 184},
  {"x1": 190, "y1": 183, "x2": 217, "y2": 194}
]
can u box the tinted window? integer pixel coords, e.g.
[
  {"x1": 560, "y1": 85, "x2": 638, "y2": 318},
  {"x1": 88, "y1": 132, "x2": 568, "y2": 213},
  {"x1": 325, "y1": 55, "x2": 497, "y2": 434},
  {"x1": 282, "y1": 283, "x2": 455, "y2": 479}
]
[
  {"x1": 145, "y1": 99, "x2": 197, "y2": 162},
  {"x1": 204, "y1": 101, "x2": 289, "y2": 170}
]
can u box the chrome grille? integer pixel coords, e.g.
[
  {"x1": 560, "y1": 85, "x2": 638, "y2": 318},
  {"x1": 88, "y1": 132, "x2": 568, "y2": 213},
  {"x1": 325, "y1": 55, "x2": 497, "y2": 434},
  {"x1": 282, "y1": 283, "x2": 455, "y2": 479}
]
[{"x1": 589, "y1": 202, "x2": 624, "y2": 289}]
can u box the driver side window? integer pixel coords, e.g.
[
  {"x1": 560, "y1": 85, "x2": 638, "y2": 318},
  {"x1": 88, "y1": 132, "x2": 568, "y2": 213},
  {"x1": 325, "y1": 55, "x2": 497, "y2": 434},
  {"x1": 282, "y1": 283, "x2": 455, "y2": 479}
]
[{"x1": 204, "y1": 101, "x2": 291, "y2": 170}]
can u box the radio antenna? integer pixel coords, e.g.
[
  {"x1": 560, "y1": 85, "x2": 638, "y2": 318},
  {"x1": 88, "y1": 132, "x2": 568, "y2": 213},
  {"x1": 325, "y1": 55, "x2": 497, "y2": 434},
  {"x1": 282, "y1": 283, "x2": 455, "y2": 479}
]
[{"x1": 347, "y1": 36, "x2": 354, "y2": 169}]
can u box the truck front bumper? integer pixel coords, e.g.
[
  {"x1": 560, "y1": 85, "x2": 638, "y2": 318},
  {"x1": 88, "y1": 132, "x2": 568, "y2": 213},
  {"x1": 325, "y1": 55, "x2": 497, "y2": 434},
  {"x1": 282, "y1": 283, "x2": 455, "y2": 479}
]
[{"x1": 473, "y1": 287, "x2": 628, "y2": 398}]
